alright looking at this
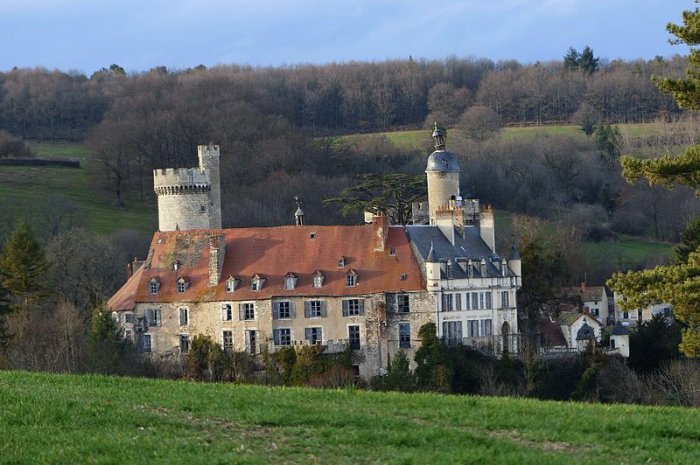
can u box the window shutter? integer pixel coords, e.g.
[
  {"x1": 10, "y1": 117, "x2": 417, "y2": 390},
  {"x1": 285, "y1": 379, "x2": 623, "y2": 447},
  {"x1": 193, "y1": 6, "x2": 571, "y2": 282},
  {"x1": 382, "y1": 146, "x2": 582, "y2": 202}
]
[
  {"x1": 221, "y1": 306, "x2": 228, "y2": 321},
  {"x1": 320, "y1": 301, "x2": 327, "y2": 317},
  {"x1": 155, "y1": 309, "x2": 161, "y2": 326},
  {"x1": 342, "y1": 300, "x2": 349, "y2": 317},
  {"x1": 238, "y1": 304, "x2": 245, "y2": 321},
  {"x1": 273, "y1": 329, "x2": 280, "y2": 345},
  {"x1": 305, "y1": 328, "x2": 312, "y2": 340},
  {"x1": 358, "y1": 299, "x2": 365, "y2": 316},
  {"x1": 304, "y1": 301, "x2": 310, "y2": 318},
  {"x1": 289, "y1": 302, "x2": 296, "y2": 319},
  {"x1": 273, "y1": 302, "x2": 280, "y2": 320}
]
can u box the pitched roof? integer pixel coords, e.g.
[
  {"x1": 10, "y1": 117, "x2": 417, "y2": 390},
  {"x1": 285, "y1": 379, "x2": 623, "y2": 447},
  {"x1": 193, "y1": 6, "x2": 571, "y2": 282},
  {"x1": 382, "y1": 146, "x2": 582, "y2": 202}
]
[
  {"x1": 107, "y1": 264, "x2": 144, "y2": 311},
  {"x1": 405, "y1": 225, "x2": 513, "y2": 279},
  {"x1": 108, "y1": 224, "x2": 423, "y2": 307},
  {"x1": 557, "y1": 310, "x2": 603, "y2": 328},
  {"x1": 561, "y1": 286, "x2": 607, "y2": 303}
]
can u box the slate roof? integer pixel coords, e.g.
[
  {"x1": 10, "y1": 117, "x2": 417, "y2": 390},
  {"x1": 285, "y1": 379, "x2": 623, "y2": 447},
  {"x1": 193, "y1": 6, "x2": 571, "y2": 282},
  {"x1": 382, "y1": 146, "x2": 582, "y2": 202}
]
[
  {"x1": 426, "y1": 149, "x2": 460, "y2": 173},
  {"x1": 405, "y1": 225, "x2": 512, "y2": 279},
  {"x1": 561, "y1": 286, "x2": 607, "y2": 303},
  {"x1": 108, "y1": 224, "x2": 423, "y2": 309}
]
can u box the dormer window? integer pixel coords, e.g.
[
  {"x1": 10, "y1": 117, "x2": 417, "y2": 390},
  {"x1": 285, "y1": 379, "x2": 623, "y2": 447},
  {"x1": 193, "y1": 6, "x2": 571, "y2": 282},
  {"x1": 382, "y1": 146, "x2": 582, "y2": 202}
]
[
  {"x1": 172, "y1": 261, "x2": 181, "y2": 271},
  {"x1": 251, "y1": 274, "x2": 265, "y2": 291},
  {"x1": 176, "y1": 277, "x2": 189, "y2": 293},
  {"x1": 149, "y1": 278, "x2": 160, "y2": 294},
  {"x1": 338, "y1": 256, "x2": 345, "y2": 268},
  {"x1": 346, "y1": 269, "x2": 358, "y2": 287},
  {"x1": 312, "y1": 270, "x2": 325, "y2": 288},
  {"x1": 225, "y1": 275, "x2": 240, "y2": 293},
  {"x1": 284, "y1": 272, "x2": 298, "y2": 290}
]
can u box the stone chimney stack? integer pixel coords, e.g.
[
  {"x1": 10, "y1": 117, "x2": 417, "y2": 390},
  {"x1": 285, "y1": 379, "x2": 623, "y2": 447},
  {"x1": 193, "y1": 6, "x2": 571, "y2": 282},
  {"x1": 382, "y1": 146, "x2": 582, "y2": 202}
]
[
  {"x1": 479, "y1": 206, "x2": 495, "y2": 252},
  {"x1": 435, "y1": 209, "x2": 455, "y2": 245},
  {"x1": 208, "y1": 234, "x2": 225, "y2": 286},
  {"x1": 372, "y1": 214, "x2": 390, "y2": 252}
]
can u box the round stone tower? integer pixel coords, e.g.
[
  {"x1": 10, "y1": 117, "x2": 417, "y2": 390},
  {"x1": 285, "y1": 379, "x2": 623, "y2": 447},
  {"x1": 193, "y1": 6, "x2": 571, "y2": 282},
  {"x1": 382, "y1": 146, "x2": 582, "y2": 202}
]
[
  {"x1": 426, "y1": 123, "x2": 460, "y2": 224},
  {"x1": 153, "y1": 144, "x2": 222, "y2": 232}
]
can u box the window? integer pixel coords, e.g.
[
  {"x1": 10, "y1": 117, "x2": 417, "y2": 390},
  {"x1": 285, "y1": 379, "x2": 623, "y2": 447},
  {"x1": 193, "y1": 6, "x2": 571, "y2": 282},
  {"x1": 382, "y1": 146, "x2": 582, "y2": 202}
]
[
  {"x1": 471, "y1": 293, "x2": 479, "y2": 310},
  {"x1": 346, "y1": 271, "x2": 357, "y2": 287},
  {"x1": 441, "y1": 293, "x2": 453, "y2": 312},
  {"x1": 146, "y1": 309, "x2": 161, "y2": 327},
  {"x1": 501, "y1": 291, "x2": 510, "y2": 308},
  {"x1": 442, "y1": 321, "x2": 463, "y2": 343},
  {"x1": 485, "y1": 292, "x2": 492, "y2": 309},
  {"x1": 246, "y1": 330, "x2": 257, "y2": 354},
  {"x1": 342, "y1": 299, "x2": 364, "y2": 317},
  {"x1": 140, "y1": 334, "x2": 152, "y2": 353},
  {"x1": 479, "y1": 293, "x2": 485, "y2": 310},
  {"x1": 273, "y1": 301, "x2": 294, "y2": 319},
  {"x1": 221, "y1": 304, "x2": 232, "y2": 321},
  {"x1": 305, "y1": 327, "x2": 323, "y2": 344},
  {"x1": 467, "y1": 319, "x2": 479, "y2": 338},
  {"x1": 251, "y1": 275, "x2": 265, "y2": 291},
  {"x1": 149, "y1": 278, "x2": 159, "y2": 295},
  {"x1": 348, "y1": 325, "x2": 361, "y2": 349},
  {"x1": 284, "y1": 273, "x2": 297, "y2": 290},
  {"x1": 179, "y1": 307, "x2": 188, "y2": 326},
  {"x1": 304, "y1": 300, "x2": 326, "y2": 318},
  {"x1": 225, "y1": 276, "x2": 239, "y2": 293},
  {"x1": 389, "y1": 246, "x2": 396, "y2": 256},
  {"x1": 223, "y1": 331, "x2": 233, "y2": 351},
  {"x1": 338, "y1": 257, "x2": 345, "y2": 268},
  {"x1": 455, "y1": 293, "x2": 462, "y2": 311},
  {"x1": 125, "y1": 329, "x2": 133, "y2": 340},
  {"x1": 176, "y1": 277, "x2": 188, "y2": 293},
  {"x1": 179, "y1": 334, "x2": 189, "y2": 353},
  {"x1": 481, "y1": 319, "x2": 492, "y2": 336},
  {"x1": 622, "y1": 311, "x2": 630, "y2": 320},
  {"x1": 239, "y1": 302, "x2": 255, "y2": 320},
  {"x1": 273, "y1": 328, "x2": 291, "y2": 346},
  {"x1": 124, "y1": 313, "x2": 134, "y2": 324},
  {"x1": 397, "y1": 294, "x2": 410, "y2": 313},
  {"x1": 312, "y1": 271, "x2": 324, "y2": 288},
  {"x1": 399, "y1": 323, "x2": 411, "y2": 348}
]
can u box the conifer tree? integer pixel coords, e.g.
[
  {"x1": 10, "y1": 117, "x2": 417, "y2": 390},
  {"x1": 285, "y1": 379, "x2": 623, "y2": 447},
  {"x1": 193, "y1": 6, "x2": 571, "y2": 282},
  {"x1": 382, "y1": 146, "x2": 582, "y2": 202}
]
[
  {"x1": 610, "y1": 2, "x2": 700, "y2": 356},
  {"x1": 0, "y1": 223, "x2": 49, "y2": 314}
]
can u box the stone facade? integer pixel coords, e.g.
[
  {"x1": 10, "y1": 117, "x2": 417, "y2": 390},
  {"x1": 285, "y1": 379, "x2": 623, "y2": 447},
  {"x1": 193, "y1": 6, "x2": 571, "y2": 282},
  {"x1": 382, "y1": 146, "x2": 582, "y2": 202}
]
[{"x1": 153, "y1": 144, "x2": 222, "y2": 232}]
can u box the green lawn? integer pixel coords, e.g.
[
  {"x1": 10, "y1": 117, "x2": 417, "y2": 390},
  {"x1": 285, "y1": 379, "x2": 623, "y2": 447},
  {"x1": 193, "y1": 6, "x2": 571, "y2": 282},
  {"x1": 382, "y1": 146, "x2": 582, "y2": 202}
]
[
  {"x1": 0, "y1": 142, "x2": 155, "y2": 235},
  {"x1": 0, "y1": 371, "x2": 698, "y2": 465}
]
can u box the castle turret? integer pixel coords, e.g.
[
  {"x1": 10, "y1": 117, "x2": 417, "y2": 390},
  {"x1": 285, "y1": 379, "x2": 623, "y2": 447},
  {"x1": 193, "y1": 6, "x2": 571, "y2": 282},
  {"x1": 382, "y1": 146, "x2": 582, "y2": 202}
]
[
  {"x1": 426, "y1": 123, "x2": 460, "y2": 225},
  {"x1": 153, "y1": 144, "x2": 222, "y2": 232}
]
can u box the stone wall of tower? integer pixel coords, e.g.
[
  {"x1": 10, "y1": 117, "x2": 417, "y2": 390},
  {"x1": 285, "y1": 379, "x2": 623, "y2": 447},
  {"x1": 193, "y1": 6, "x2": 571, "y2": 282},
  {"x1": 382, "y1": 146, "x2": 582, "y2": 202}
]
[
  {"x1": 427, "y1": 171, "x2": 459, "y2": 224},
  {"x1": 153, "y1": 144, "x2": 222, "y2": 232},
  {"x1": 198, "y1": 144, "x2": 222, "y2": 229}
]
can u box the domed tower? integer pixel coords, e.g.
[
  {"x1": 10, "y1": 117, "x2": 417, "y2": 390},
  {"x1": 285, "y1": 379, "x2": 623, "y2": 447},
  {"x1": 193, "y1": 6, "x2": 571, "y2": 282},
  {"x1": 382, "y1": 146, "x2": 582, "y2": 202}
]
[
  {"x1": 153, "y1": 144, "x2": 222, "y2": 232},
  {"x1": 426, "y1": 123, "x2": 460, "y2": 224}
]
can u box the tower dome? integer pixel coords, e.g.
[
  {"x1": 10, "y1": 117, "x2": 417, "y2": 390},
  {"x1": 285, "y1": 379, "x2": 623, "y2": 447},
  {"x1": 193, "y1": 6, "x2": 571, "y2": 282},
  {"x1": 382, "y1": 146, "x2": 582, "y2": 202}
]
[{"x1": 425, "y1": 123, "x2": 460, "y2": 223}]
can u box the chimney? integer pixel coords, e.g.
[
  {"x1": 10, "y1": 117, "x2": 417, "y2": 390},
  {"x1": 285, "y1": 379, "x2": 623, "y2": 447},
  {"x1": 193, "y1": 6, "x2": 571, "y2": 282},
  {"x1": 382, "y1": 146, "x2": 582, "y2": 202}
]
[
  {"x1": 372, "y1": 214, "x2": 390, "y2": 252},
  {"x1": 479, "y1": 205, "x2": 495, "y2": 252},
  {"x1": 208, "y1": 234, "x2": 226, "y2": 286},
  {"x1": 126, "y1": 262, "x2": 133, "y2": 279},
  {"x1": 435, "y1": 209, "x2": 455, "y2": 245}
]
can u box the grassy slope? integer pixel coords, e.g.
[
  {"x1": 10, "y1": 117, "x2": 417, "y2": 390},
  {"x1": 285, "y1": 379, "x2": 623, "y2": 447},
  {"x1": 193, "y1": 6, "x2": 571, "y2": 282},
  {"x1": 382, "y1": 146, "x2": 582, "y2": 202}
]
[
  {"x1": 0, "y1": 143, "x2": 154, "y2": 235},
  {"x1": 0, "y1": 371, "x2": 698, "y2": 465}
]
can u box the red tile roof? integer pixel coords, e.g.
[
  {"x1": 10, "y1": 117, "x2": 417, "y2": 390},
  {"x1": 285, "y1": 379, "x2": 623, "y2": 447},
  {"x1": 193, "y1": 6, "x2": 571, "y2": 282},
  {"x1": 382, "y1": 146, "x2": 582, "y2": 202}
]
[{"x1": 108, "y1": 224, "x2": 424, "y2": 308}]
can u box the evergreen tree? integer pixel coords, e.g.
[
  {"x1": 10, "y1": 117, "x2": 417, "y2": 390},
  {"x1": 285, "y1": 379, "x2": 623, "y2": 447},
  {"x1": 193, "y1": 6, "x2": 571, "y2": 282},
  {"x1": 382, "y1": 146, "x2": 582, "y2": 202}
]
[
  {"x1": 563, "y1": 47, "x2": 580, "y2": 70},
  {"x1": 0, "y1": 223, "x2": 49, "y2": 314},
  {"x1": 323, "y1": 173, "x2": 426, "y2": 225},
  {"x1": 87, "y1": 304, "x2": 130, "y2": 374},
  {"x1": 579, "y1": 46, "x2": 600, "y2": 75},
  {"x1": 594, "y1": 123, "x2": 623, "y2": 166},
  {"x1": 611, "y1": 3, "x2": 700, "y2": 357},
  {"x1": 0, "y1": 281, "x2": 12, "y2": 349},
  {"x1": 414, "y1": 323, "x2": 452, "y2": 392},
  {"x1": 384, "y1": 350, "x2": 415, "y2": 392},
  {"x1": 676, "y1": 217, "x2": 700, "y2": 264}
]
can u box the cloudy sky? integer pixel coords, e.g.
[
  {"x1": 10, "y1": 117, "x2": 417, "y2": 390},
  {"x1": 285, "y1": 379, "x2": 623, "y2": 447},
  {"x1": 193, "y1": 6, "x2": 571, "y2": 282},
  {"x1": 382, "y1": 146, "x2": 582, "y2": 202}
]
[{"x1": 0, "y1": 0, "x2": 691, "y2": 74}]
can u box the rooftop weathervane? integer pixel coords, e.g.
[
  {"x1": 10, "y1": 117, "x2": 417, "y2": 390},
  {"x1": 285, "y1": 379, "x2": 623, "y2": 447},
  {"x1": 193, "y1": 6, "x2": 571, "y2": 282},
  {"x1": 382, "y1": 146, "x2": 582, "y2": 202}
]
[{"x1": 432, "y1": 122, "x2": 445, "y2": 150}]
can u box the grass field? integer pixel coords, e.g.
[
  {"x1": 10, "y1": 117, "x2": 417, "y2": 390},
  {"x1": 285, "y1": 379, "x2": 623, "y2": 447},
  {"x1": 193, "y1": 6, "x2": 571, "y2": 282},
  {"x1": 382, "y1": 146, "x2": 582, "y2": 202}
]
[
  {"x1": 0, "y1": 371, "x2": 698, "y2": 465},
  {"x1": 0, "y1": 142, "x2": 155, "y2": 235}
]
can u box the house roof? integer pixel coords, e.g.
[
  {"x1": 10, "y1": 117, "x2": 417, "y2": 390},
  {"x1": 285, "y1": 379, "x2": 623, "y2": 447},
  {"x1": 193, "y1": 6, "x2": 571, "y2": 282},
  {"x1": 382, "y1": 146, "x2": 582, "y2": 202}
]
[
  {"x1": 108, "y1": 224, "x2": 423, "y2": 307},
  {"x1": 557, "y1": 310, "x2": 603, "y2": 328},
  {"x1": 561, "y1": 286, "x2": 607, "y2": 303},
  {"x1": 405, "y1": 225, "x2": 513, "y2": 279},
  {"x1": 537, "y1": 317, "x2": 567, "y2": 347}
]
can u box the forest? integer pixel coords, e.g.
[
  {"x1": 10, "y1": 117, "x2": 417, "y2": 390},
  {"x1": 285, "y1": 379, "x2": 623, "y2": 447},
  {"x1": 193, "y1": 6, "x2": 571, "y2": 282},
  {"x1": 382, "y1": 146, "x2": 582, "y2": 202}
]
[{"x1": 1, "y1": 52, "x2": 699, "y2": 394}]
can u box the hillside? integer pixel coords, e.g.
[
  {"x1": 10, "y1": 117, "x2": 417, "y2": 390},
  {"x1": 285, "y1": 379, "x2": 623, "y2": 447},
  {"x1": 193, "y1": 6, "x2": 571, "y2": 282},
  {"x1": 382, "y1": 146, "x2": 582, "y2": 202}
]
[{"x1": 0, "y1": 371, "x2": 697, "y2": 465}]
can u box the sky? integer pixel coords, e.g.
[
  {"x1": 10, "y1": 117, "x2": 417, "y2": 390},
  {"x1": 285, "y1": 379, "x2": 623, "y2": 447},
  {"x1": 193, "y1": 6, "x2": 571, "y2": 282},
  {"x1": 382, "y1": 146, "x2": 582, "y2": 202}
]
[{"x1": 0, "y1": 0, "x2": 693, "y2": 74}]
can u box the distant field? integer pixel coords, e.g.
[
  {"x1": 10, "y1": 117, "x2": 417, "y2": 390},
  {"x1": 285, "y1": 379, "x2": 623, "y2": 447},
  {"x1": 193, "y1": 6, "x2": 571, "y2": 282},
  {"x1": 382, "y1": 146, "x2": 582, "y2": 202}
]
[
  {"x1": 1, "y1": 371, "x2": 698, "y2": 465},
  {"x1": 0, "y1": 142, "x2": 155, "y2": 235},
  {"x1": 372, "y1": 122, "x2": 668, "y2": 151}
]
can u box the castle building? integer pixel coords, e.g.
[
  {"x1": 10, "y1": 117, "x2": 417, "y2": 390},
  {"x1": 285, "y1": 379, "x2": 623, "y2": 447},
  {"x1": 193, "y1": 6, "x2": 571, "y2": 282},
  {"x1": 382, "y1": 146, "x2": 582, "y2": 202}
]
[{"x1": 109, "y1": 131, "x2": 521, "y2": 378}]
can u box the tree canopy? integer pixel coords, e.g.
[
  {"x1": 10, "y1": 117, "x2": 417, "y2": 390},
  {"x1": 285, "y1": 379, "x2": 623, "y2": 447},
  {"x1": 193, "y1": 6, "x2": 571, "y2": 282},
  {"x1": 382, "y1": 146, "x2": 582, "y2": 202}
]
[
  {"x1": 323, "y1": 173, "x2": 426, "y2": 225},
  {"x1": 610, "y1": 2, "x2": 700, "y2": 356}
]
